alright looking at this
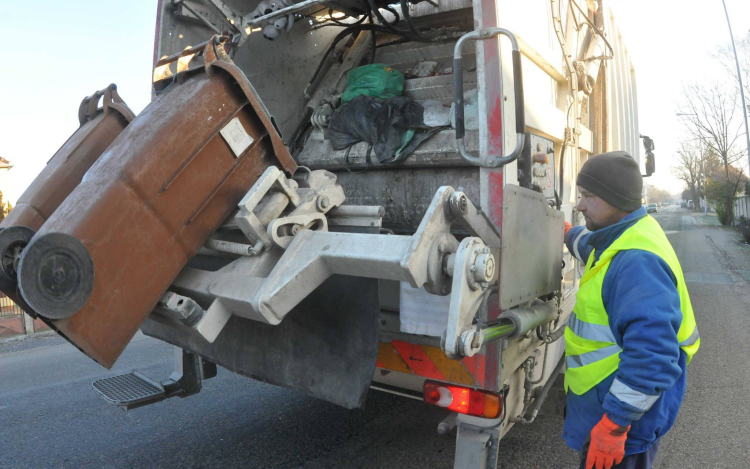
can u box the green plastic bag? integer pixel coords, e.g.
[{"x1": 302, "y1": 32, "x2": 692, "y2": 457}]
[{"x1": 341, "y1": 64, "x2": 405, "y2": 103}]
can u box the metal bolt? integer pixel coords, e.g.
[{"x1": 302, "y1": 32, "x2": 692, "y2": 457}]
[
  {"x1": 471, "y1": 251, "x2": 495, "y2": 283},
  {"x1": 317, "y1": 195, "x2": 330, "y2": 211},
  {"x1": 291, "y1": 225, "x2": 300, "y2": 235},
  {"x1": 483, "y1": 247, "x2": 490, "y2": 254},
  {"x1": 457, "y1": 193, "x2": 468, "y2": 213}
]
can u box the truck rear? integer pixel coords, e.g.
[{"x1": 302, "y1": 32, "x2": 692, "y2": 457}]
[{"x1": 5, "y1": 0, "x2": 645, "y2": 466}]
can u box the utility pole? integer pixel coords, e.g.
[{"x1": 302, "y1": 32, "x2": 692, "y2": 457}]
[{"x1": 721, "y1": 0, "x2": 750, "y2": 173}]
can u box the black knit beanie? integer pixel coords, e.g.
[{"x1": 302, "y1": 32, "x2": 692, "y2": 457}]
[{"x1": 576, "y1": 151, "x2": 643, "y2": 212}]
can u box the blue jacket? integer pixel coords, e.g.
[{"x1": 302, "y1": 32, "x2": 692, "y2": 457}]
[{"x1": 563, "y1": 207, "x2": 687, "y2": 456}]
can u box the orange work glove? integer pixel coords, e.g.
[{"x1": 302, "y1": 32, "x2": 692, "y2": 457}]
[
  {"x1": 585, "y1": 414, "x2": 630, "y2": 469},
  {"x1": 564, "y1": 221, "x2": 573, "y2": 239}
]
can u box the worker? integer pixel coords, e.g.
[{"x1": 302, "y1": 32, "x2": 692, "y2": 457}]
[{"x1": 562, "y1": 151, "x2": 700, "y2": 469}]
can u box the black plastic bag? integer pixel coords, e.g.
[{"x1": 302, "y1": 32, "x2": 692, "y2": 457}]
[{"x1": 328, "y1": 95, "x2": 441, "y2": 164}]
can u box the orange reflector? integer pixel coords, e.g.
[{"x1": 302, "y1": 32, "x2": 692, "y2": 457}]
[{"x1": 423, "y1": 381, "x2": 502, "y2": 418}]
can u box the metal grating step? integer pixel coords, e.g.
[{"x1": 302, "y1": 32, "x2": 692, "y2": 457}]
[{"x1": 93, "y1": 371, "x2": 166, "y2": 410}]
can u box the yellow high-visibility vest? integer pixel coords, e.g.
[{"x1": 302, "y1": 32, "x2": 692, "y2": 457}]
[{"x1": 564, "y1": 215, "x2": 700, "y2": 395}]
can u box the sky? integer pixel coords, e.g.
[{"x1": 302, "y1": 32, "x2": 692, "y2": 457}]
[
  {"x1": 0, "y1": 0, "x2": 156, "y2": 205},
  {"x1": 0, "y1": 0, "x2": 749, "y2": 203},
  {"x1": 610, "y1": 0, "x2": 750, "y2": 194}
]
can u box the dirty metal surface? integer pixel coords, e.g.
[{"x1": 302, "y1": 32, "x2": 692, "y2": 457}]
[
  {"x1": 141, "y1": 275, "x2": 380, "y2": 410},
  {"x1": 18, "y1": 41, "x2": 295, "y2": 368},
  {"x1": 298, "y1": 129, "x2": 479, "y2": 171},
  {"x1": 499, "y1": 185, "x2": 564, "y2": 309},
  {"x1": 332, "y1": 167, "x2": 480, "y2": 233}
]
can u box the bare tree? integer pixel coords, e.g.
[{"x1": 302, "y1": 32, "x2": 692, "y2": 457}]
[
  {"x1": 679, "y1": 82, "x2": 746, "y2": 224},
  {"x1": 646, "y1": 185, "x2": 672, "y2": 205},
  {"x1": 672, "y1": 141, "x2": 703, "y2": 207},
  {"x1": 715, "y1": 32, "x2": 750, "y2": 111}
]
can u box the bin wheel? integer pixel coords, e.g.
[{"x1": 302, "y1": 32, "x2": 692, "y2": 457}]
[
  {"x1": 0, "y1": 226, "x2": 35, "y2": 294},
  {"x1": 18, "y1": 232, "x2": 94, "y2": 320}
]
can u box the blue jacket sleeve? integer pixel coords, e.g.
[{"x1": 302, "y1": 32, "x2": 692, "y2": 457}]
[
  {"x1": 565, "y1": 225, "x2": 592, "y2": 264},
  {"x1": 601, "y1": 250, "x2": 683, "y2": 427}
]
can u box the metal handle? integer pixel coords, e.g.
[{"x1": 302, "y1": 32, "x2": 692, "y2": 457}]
[
  {"x1": 77, "y1": 84, "x2": 136, "y2": 126},
  {"x1": 453, "y1": 28, "x2": 526, "y2": 167}
]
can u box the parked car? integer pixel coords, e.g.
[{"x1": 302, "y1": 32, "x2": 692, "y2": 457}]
[
  {"x1": 688, "y1": 200, "x2": 695, "y2": 209},
  {"x1": 681, "y1": 201, "x2": 687, "y2": 208},
  {"x1": 647, "y1": 203, "x2": 659, "y2": 213}
]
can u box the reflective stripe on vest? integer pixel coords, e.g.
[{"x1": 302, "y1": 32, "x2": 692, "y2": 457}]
[
  {"x1": 567, "y1": 312, "x2": 617, "y2": 343},
  {"x1": 566, "y1": 344, "x2": 622, "y2": 369},
  {"x1": 680, "y1": 326, "x2": 700, "y2": 346},
  {"x1": 565, "y1": 215, "x2": 700, "y2": 396},
  {"x1": 610, "y1": 378, "x2": 660, "y2": 412}
]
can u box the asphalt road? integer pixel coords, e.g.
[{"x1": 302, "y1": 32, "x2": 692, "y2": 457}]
[{"x1": 1, "y1": 207, "x2": 749, "y2": 468}]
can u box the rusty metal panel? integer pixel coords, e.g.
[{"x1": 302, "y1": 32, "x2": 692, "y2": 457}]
[
  {"x1": 498, "y1": 185, "x2": 563, "y2": 309},
  {"x1": 0, "y1": 85, "x2": 135, "y2": 306},
  {"x1": 17, "y1": 38, "x2": 296, "y2": 368}
]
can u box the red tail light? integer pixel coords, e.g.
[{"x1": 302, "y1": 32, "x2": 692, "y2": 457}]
[{"x1": 423, "y1": 381, "x2": 502, "y2": 418}]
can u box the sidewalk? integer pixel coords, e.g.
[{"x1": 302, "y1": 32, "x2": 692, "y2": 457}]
[
  {"x1": 657, "y1": 214, "x2": 750, "y2": 468},
  {"x1": 680, "y1": 208, "x2": 721, "y2": 227},
  {"x1": 697, "y1": 214, "x2": 721, "y2": 226},
  {"x1": 0, "y1": 316, "x2": 24, "y2": 339},
  {"x1": 0, "y1": 315, "x2": 50, "y2": 340}
]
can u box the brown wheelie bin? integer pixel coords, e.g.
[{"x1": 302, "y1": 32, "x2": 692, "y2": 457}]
[
  {"x1": 17, "y1": 36, "x2": 297, "y2": 367},
  {"x1": 0, "y1": 84, "x2": 135, "y2": 307}
]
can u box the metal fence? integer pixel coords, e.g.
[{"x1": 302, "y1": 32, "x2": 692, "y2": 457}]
[
  {"x1": 0, "y1": 292, "x2": 24, "y2": 319},
  {"x1": 734, "y1": 195, "x2": 750, "y2": 225}
]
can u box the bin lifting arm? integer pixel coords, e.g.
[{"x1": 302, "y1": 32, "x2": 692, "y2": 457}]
[{"x1": 173, "y1": 167, "x2": 501, "y2": 359}]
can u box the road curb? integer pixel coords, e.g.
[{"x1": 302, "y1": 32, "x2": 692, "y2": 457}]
[{"x1": 0, "y1": 330, "x2": 57, "y2": 345}]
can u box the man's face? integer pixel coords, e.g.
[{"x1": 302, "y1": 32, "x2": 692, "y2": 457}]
[{"x1": 576, "y1": 186, "x2": 629, "y2": 231}]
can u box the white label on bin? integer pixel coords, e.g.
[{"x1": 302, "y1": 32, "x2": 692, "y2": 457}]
[{"x1": 220, "y1": 117, "x2": 254, "y2": 157}]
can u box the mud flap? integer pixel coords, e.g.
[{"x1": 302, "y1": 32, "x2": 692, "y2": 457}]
[{"x1": 140, "y1": 275, "x2": 380, "y2": 409}]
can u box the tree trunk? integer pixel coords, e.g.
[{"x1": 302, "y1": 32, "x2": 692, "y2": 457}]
[
  {"x1": 691, "y1": 185, "x2": 700, "y2": 211},
  {"x1": 725, "y1": 197, "x2": 734, "y2": 225}
]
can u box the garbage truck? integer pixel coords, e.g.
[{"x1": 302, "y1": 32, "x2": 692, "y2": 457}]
[{"x1": 2, "y1": 0, "x2": 650, "y2": 466}]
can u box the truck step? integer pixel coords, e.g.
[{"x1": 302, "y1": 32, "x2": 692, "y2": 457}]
[
  {"x1": 298, "y1": 128, "x2": 479, "y2": 170},
  {"x1": 405, "y1": 72, "x2": 477, "y2": 102},
  {"x1": 92, "y1": 371, "x2": 166, "y2": 410}
]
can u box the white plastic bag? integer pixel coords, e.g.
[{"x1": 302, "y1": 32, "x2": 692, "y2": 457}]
[
  {"x1": 450, "y1": 89, "x2": 479, "y2": 131},
  {"x1": 422, "y1": 100, "x2": 451, "y2": 127}
]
